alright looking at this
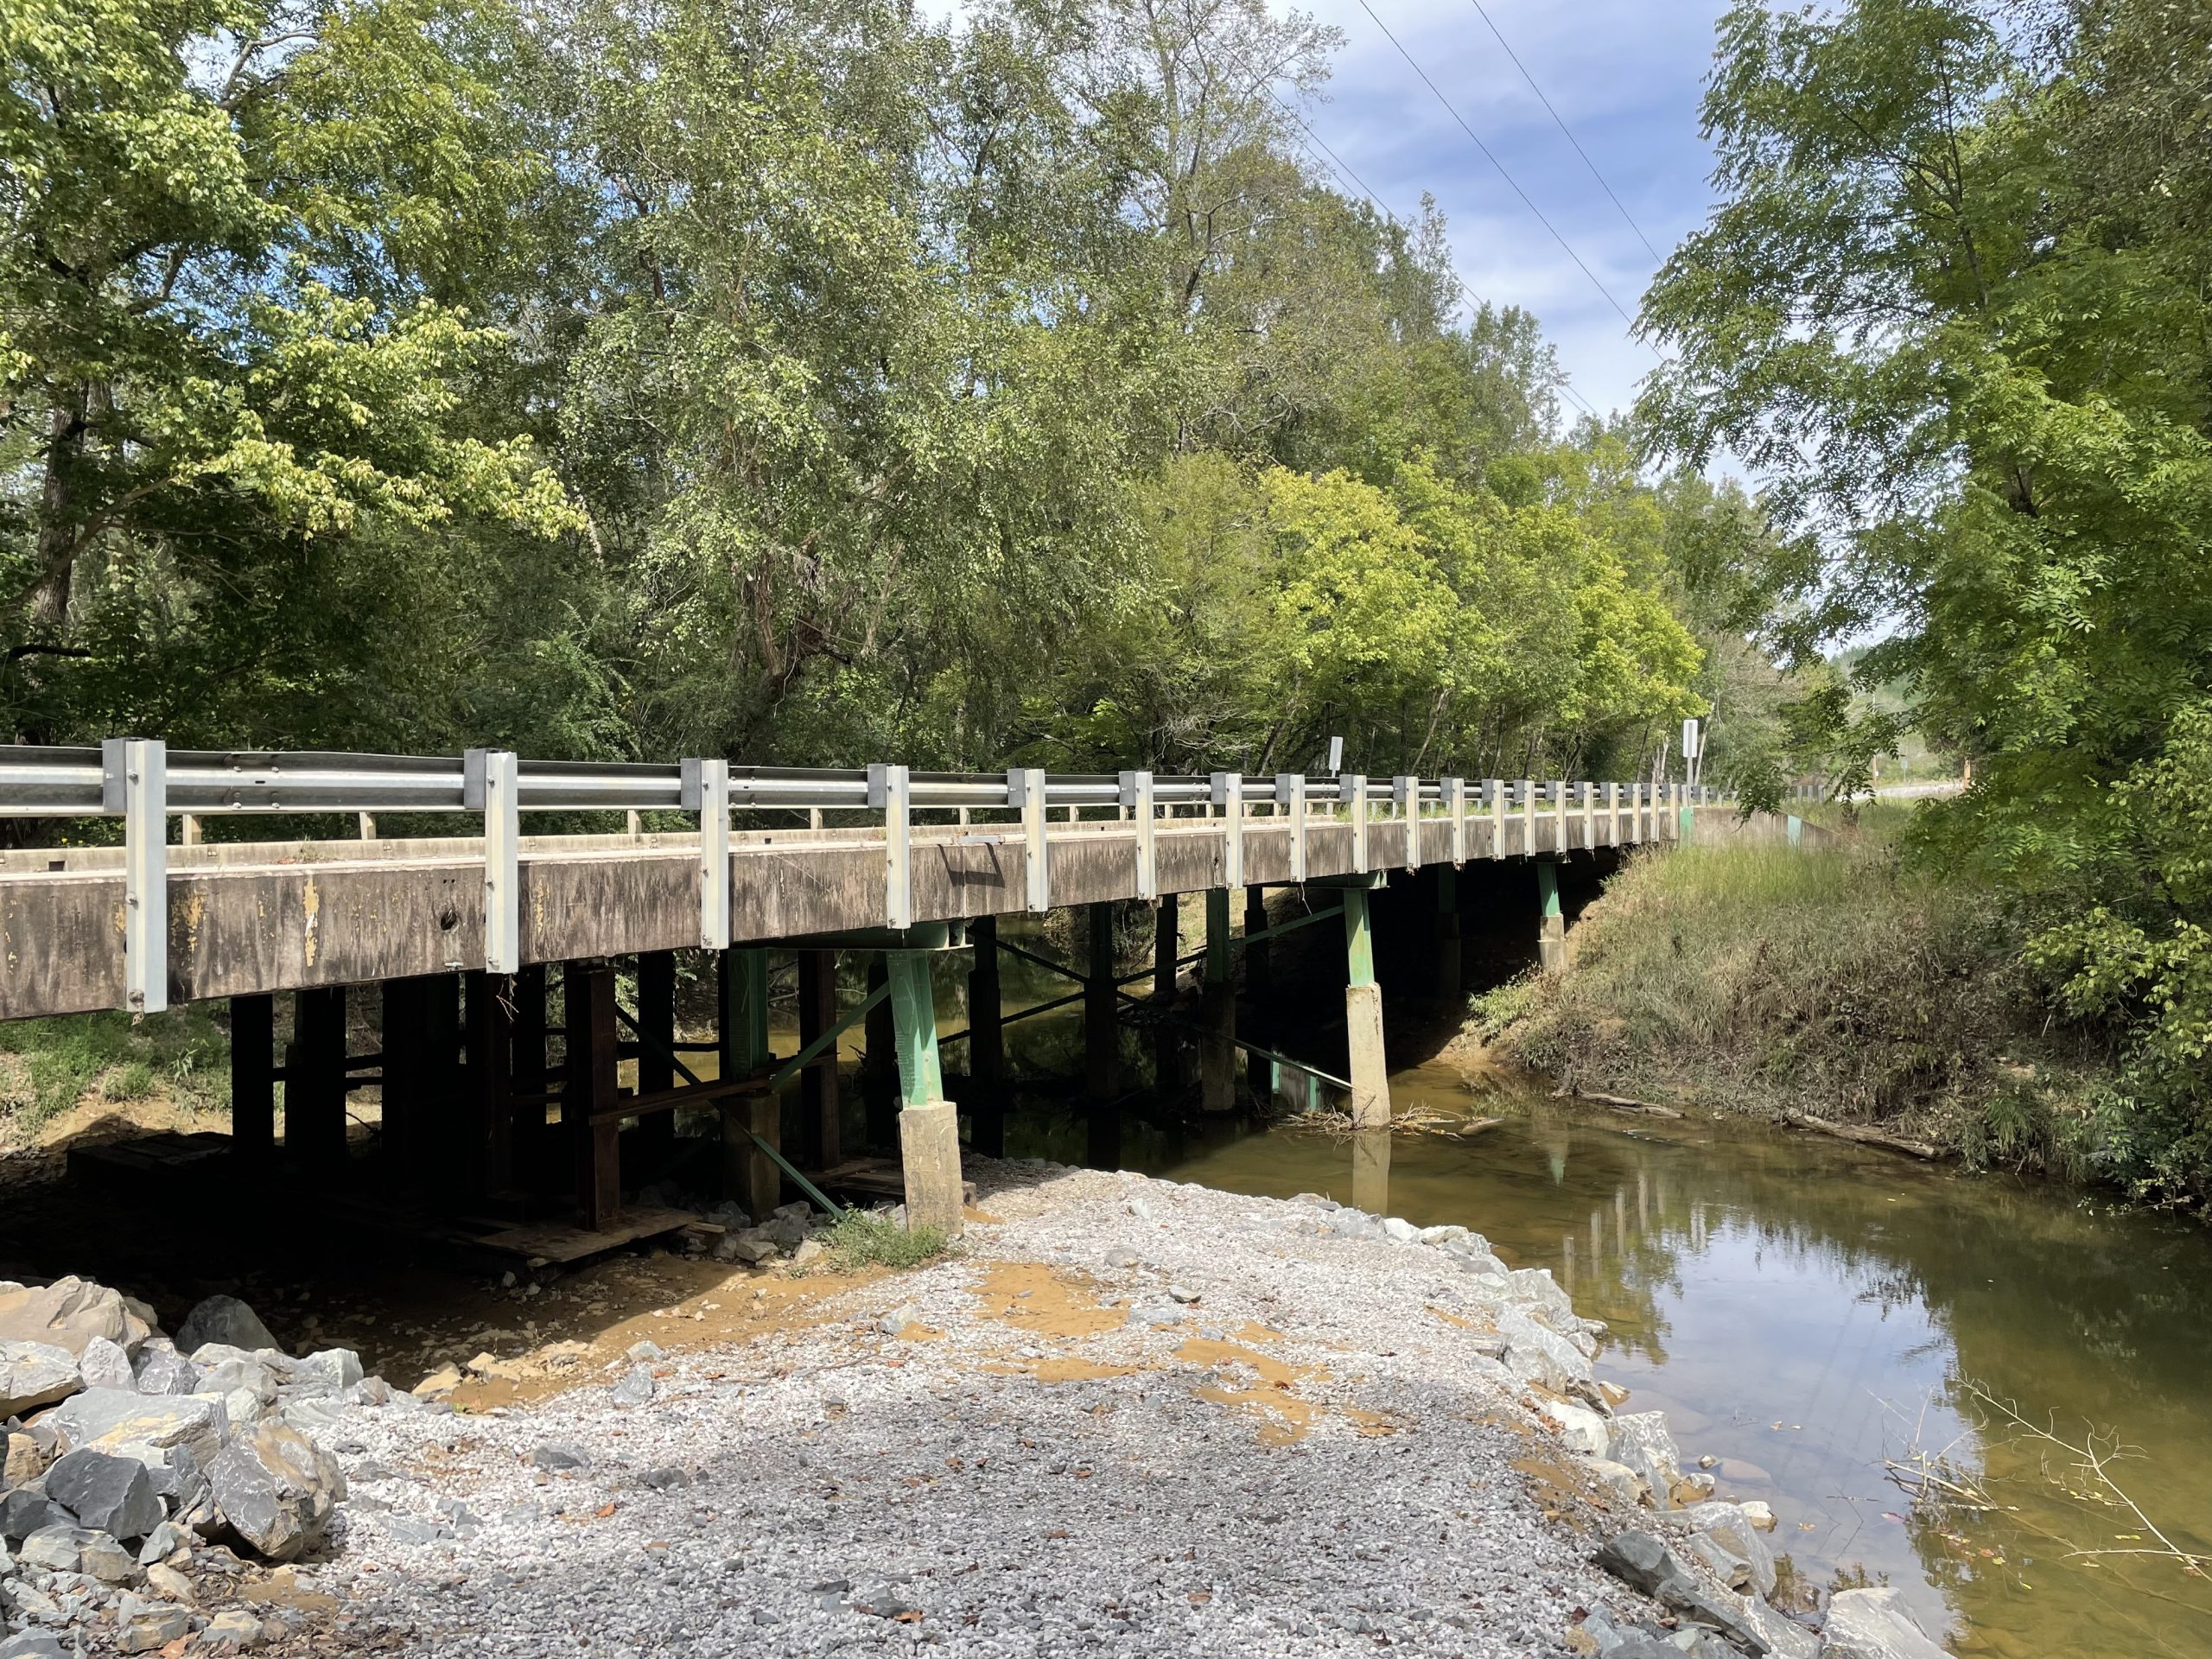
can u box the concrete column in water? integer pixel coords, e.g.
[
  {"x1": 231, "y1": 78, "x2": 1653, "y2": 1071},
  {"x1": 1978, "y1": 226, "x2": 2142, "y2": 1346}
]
[
  {"x1": 1342, "y1": 887, "x2": 1391, "y2": 1128},
  {"x1": 1536, "y1": 861, "x2": 1567, "y2": 973},
  {"x1": 718, "y1": 946, "x2": 780, "y2": 1223},
  {"x1": 1433, "y1": 863, "x2": 1462, "y2": 1006},
  {"x1": 1201, "y1": 888, "x2": 1237, "y2": 1114},
  {"x1": 1085, "y1": 902, "x2": 1120, "y2": 1101},
  {"x1": 888, "y1": 949, "x2": 963, "y2": 1236},
  {"x1": 967, "y1": 917, "x2": 1005, "y2": 1158}
]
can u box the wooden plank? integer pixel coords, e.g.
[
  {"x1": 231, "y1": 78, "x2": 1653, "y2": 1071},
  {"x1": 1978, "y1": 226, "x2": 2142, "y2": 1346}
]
[
  {"x1": 474, "y1": 1205, "x2": 709, "y2": 1264},
  {"x1": 817, "y1": 1159, "x2": 976, "y2": 1208}
]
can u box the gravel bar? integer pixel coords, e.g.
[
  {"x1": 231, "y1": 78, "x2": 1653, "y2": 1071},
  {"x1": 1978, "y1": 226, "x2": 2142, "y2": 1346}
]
[{"x1": 322, "y1": 1160, "x2": 1669, "y2": 1657}]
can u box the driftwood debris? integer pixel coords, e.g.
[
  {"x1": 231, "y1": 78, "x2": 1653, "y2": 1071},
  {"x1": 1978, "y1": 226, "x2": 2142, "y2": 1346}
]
[
  {"x1": 1551, "y1": 1087, "x2": 1686, "y2": 1120},
  {"x1": 1783, "y1": 1110, "x2": 1947, "y2": 1161}
]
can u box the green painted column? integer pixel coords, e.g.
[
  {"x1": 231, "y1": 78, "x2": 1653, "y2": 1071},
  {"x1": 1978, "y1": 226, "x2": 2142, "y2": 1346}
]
[
  {"x1": 1340, "y1": 886, "x2": 1389, "y2": 1128},
  {"x1": 1201, "y1": 888, "x2": 1236, "y2": 1113},
  {"x1": 1536, "y1": 861, "x2": 1566, "y2": 973},
  {"x1": 886, "y1": 951, "x2": 944, "y2": 1107},
  {"x1": 887, "y1": 949, "x2": 962, "y2": 1236}
]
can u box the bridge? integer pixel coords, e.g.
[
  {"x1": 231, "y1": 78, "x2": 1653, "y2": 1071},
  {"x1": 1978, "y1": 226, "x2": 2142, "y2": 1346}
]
[{"x1": 0, "y1": 741, "x2": 1738, "y2": 1254}]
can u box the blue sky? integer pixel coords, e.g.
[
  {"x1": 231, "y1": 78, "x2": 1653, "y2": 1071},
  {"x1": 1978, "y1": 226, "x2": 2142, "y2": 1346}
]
[{"x1": 1292, "y1": 0, "x2": 1732, "y2": 423}]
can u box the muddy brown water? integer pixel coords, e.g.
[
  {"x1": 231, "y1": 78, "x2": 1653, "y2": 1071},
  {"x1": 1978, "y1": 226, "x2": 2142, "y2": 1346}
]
[{"x1": 993, "y1": 1052, "x2": 2212, "y2": 1659}]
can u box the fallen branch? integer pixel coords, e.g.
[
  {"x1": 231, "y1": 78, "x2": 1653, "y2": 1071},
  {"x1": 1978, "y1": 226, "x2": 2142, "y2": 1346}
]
[
  {"x1": 1553, "y1": 1087, "x2": 1685, "y2": 1119},
  {"x1": 1783, "y1": 1110, "x2": 1946, "y2": 1160}
]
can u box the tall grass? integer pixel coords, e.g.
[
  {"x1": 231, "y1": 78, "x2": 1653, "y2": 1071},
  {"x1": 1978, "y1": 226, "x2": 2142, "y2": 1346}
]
[{"x1": 1477, "y1": 842, "x2": 2107, "y2": 1169}]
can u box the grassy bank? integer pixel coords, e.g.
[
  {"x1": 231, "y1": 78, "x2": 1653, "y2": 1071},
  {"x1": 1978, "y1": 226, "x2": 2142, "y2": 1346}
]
[
  {"x1": 1474, "y1": 836, "x2": 2113, "y2": 1177},
  {"x1": 0, "y1": 1007, "x2": 232, "y2": 1153}
]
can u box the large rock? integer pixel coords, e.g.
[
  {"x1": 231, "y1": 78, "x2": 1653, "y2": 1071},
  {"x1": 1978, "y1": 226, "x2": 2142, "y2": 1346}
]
[
  {"x1": 207, "y1": 1421, "x2": 346, "y2": 1561},
  {"x1": 130, "y1": 1343, "x2": 200, "y2": 1397},
  {"x1": 77, "y1": 1336, "x2": 135, "y2": 1393},
  {"x1": 1592, "y1": 1531, "x2": 1787, "y2": 1656},
  {"x1": 1506, "y1": 1267, "x2": 1575, "y2": 1320},
  {"x1": 45, "y1": 1448, "x2": 164, "y2": 1540},
  {"x1": 1733, "y1": 1595, "x2": 1821, "y2": 1659},
  {"x1": 1683, "y1": 1500, "x2": 1778, "y2": 1598},
  {"x1": 286, "y1": 1349, "x2": 363, "y2": 1398},
  {"x1": 1544, "y1": 1397, "x2": 1611, "y2": 1457},
  {"x1": 0, "y1": 1279, "x2": 143, "y2": 1359},
  {"x1": 1605, "y1": 1413, "x2": 1685, "y2": 1511},
  {"x1": 1497, "y1": 1306, "x2": 1593, "y2": 1391},
  {"x1": 48, "y1": 1388, "x2": 228, "y2": 1472},
  {"x1": 175, "y1": 1297, "x2": 278, "y2": 1358},
  {"x1": 0, "y1": 1490, "x2": 70, "y2": 1543},
  {"x1": 1823, "y1": 1587, "x2": 1956, "y2": 1659},
  {"x1": 0, "y1": 1342, "x2": 80, "y2": 1418}
]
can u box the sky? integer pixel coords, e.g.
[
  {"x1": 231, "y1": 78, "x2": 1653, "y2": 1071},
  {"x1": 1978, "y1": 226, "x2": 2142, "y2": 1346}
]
[{"x1": 1287, "y1": 0, "x2": 1732, "y2": 423}]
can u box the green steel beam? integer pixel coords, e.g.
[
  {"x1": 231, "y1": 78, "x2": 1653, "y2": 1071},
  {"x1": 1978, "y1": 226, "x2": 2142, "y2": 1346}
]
[
  {"x1": 887, "y1": 950, "x2": 944, "y2": 1107},
  {"x1": 1342, "y1": 887, "x2": 1375, "y2": 988}
]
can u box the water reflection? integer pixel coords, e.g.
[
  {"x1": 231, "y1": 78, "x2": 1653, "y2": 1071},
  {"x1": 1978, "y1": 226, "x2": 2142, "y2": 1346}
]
[{"x1": 1003, "y1": 1062, "x2": 2212, "y2": 1659}]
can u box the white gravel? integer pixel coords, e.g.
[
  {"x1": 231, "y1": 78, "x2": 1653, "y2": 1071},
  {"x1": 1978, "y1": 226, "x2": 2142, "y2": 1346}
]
[{"x1": 318, "y1": 1160, "x2": 1639, "y2": 1656}]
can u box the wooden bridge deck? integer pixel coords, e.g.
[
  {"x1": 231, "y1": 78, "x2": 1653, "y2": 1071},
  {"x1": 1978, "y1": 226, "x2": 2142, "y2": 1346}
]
[{"x1": 0, "y1": 803, "x2": 1692, "y2": 1022}]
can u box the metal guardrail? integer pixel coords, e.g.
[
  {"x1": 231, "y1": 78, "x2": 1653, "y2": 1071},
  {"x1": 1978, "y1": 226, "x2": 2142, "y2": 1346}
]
[{"x1": 0, "y1": 739, "x2": 1732, "y2": 1016}]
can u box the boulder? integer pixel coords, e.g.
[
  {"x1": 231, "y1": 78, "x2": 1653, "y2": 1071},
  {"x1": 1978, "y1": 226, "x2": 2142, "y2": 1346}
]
[
  {"x1": 202, "y1": 1609, "x2": 264, "y2": 1649},
  {"x1": 1823, "y1": 1587, "x2": 1955, "y2": 1659},
  {"x1": 48, "y1": 1389, "x2": 228, "y2": 1471},
  {"x1": 175, "y1": 1297, "x2": 278, "y2": 1358},
  {"x1": 193, "y1": 1350, "x2": 278, "y2": 1404},
  {"x1": 1592, "y1": 1530, "x2": 1782, "y2": 1655},
  {"x1": 118, "y1": 1601, "x2": 191, "y2": 1654},
  {"x1": 1544, "y1": 1398, "x2": 1611, "y2": 1458},
  {"x1": 0, "y1": 1279, "x2": 137, "y2": 1359},
  {"x1": 611, "y1": 1367, "x2": 654, "y2": 1408},
  {"x1": 110, "y1": 1439, "x2": 207, "y2": 1510},
  {"x1": 0, "y1": 1342, "x2": 80, "y2": 1418},
  {"x1": 1582, "y1": 1457, "x2": 1650, "y2": 1509},
  {"x1": 206, "y1": 1421, "x2": 346, "y2": 1561},
  {"x1": 1506, "y1": 1267, "x2": 1575, "y2": 1320},
  {"x1": 715, "y1": 1231, "x2": 779, "y2": 1266},
  {"x1": 130, "y1": 1344, "x2": 200, "y2": 1397},
  {"x1": 760, "y1": 1216, "x2": 807, "y2": 1251},
  {"x1": 3, "y1": 1428, "x2": 46, "y2": 1485},
  {"x1": 79, "y1": 1532, "x2": 140, "y2": 1585},
  {"x1": 287, "y1": 1349, "x2": 363, "y2": 1397},
  {"x1": 16, "y1": 1525, "x2": 85, "y2": 1572},
  {"x1": 0, "y1": 1633, "x2": 69, "y2": 1659},
  {"x1": 1605, "y1": 1414, "x2": 1685, "y2": 1512},
  {"x1": 1497, "y1": 1306, "x2": 1593, "y2": 1391},
  {"x1": 44, "y1": 1448, "x2": 163, "y2": 1540},
  {"x1": 1733, "y1": 1595, "x2": 1821, "y2": 1659},
  {"x1": 0, "y1": 1490, "x2": 70, "y2": 1543},
  {"x1": 1683, "y1": 1500, "x2": 1778, "y2": 1598},
  {"x1": 76, "y1": 1336, "x2": 135, "y2": 1393}
]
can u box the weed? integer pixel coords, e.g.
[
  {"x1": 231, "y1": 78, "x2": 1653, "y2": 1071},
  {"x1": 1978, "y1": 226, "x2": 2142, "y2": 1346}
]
[
  {"x1": 816, "y1": 1209, "x2": 953, "y2": 1273},
  {"x1": 0, "y1": 1005, "x2": 232, "y2": 1138}
]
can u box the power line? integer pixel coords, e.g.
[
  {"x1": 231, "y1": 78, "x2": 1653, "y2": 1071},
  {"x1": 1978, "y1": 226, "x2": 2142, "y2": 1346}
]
[
  {"x1": 1354, "y1": 0, "x2": 1654, "y2": 346},
  {"x1": 1463, "y1": 0, "x2": 1663, "y2": 263},
  {"x1": 1250, "y1": 78, "x2": 1603, "y2": 422}
]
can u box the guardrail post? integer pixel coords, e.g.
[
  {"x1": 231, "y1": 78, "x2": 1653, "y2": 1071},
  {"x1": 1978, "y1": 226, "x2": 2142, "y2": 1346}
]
[
  {"x1": 103, "y1": 738, "x2": 168, "y2": 1015},
  {"x1": 1487, "y1": 778, "x2": 1506, "y2": 858},
  {"x1": 682, "y1": 759, "x2": 731, "y2": 948},
  {"x1": 1580, "y1": 781, "x2": 1596, "y2": 849},
  {"x1": 1276, "y1": 774, "x2": 1307, "y2": 882},
  {"x1": 1211, "y1": 772, "x2": 1243, "y2": 888},
  {"x1": 1013, "y1": 767, "x2": 1048, "y2": 912},
  {"x1": 466, "y1": 749, "x2": 521, "y2": 974},
  {"x1": 1344, "y1": 773, "x2": 1368, "y2": 873},
  {"x1": 1121, "y1": 770, "x2": 1156, "y2": 900},
  {"x1": 1394, "y1": 777, "x2": 1421, "y2": 870},
  {"x1": 1607, "y1": 781, "x2": 1622, "y2": 845},
  {"x1": 1517, "y1": 778, "x2": 1536, "y2": 858},
  {"x1": 1553, "y1": 779, "x2": 1568, "y2": 854},
  {"x1": 868, "y1": 763, "x2": 912, "y2": 929},
  {"x1": 1444, "y1": 777, "x2": 1466, "y2": 864}
]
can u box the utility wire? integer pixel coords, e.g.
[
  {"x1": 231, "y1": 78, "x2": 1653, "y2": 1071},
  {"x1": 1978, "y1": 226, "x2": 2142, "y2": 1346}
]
[
  {"x1": 1250, "y1": 77, "x2": 1603, "y2": 421},
  {"x1": 1355, "y1": 0, "x2": 1653, "y2": 346},
  {"x1": 1463, "y1": 0, "x2": 1662, "y2": 263}
]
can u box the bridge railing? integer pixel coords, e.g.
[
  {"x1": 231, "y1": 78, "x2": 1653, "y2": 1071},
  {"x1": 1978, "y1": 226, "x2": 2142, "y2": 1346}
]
[{"x1": 0, "y1": 741, "x2": 1732, "y2": 1014}]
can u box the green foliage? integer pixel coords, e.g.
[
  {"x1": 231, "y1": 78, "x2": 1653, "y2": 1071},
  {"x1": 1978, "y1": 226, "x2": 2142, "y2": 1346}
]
[
  {"x1": 0, "y1": 1006, "x2": 230, "y2": 1134},
  {"x1": 1640, "y1": 0, "x2": 2212, "y2": 1204},
  {"x1": 817, "y1": 1209, "x2": 952, "y2": 1274}
]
